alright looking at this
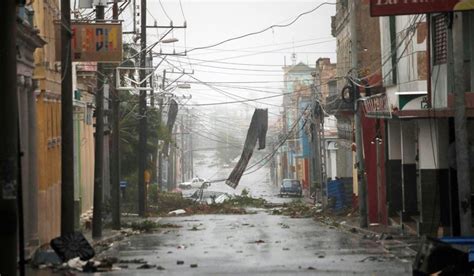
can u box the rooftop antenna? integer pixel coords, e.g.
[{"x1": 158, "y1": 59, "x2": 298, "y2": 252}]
[
  {"x1": 291, "y1": 52, "x2": 296, "y2": 66},
  {"x1": 291, "y1": 38, "x2": 296, "y2": 65}
]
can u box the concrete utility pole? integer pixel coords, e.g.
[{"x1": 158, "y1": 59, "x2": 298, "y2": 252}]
[
  {"x1": 110, "y1": 0, "x2": 121, "y2": 230},
  {"x1": 452, "y1": 12, "x2": 472, "y2": 236},
  {"x1": 0, "y1": 1, "x2": 18, "y2": 274},
  {"x1": 61, "y1": 0, "x2": 75, "y2": 236},
  {"x1": 350, "y1": 1, "x2": 368, "y2": 228},
  {"x1": 158, "y1": 70, "x2": 166, "y2": 190},
  {"x1": 181, "y1": 115, "x2": 185, "y2": 183},
  {"x1": 138, "y1": 0, "x2": 148, "y2": 216},
  {"x1": 93, "y1": 2, "x2": 106, "y2": 239}
]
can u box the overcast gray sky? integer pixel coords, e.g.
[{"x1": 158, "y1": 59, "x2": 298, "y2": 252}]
[{"x1": 121, "y1": 0, "x2": 336, "y2": 119}]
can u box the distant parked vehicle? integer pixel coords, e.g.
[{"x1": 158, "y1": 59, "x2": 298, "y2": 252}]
[
  {"x1": 279, "y1": 179, "x2": 302, "y2": 197},
  {"x1": 179, "y1": 177, "x2": 207, "y2": 189}
]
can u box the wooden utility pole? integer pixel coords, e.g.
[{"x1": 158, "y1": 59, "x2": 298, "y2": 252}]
[
  {"x1": 452, "y1": 12, "x2": 472, "y2": 236},
  {"x1": 93, "y1": 3, "x2": 106, "y2": 239},
  {"x1": 61, "y1": 0, "x2": 75, "y2": 236},
  {"x1": 110, "y1": 0, "x2": 121, "y2": 230},
  {"x1": 0, "y1": 1, "x2": 18, "y2": 274},
  {"x1": 350, "y1": 0, "x2": 368, "y2": 228},
  {"x1": 138, "y1": 0, "x2": 148, "y2": 216}
]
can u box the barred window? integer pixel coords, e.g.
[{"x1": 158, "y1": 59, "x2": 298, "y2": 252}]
[{"x1": 433, "y1": 15, "x2": 448, "y2": 65}]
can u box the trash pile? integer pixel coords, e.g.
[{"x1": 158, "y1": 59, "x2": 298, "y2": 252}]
[
  {"x1": 31, "y1": 232, "x2": 125, "y2": 273},
  {"x1": 80, "y1": 208, "x2": 93, "y2": 230}
]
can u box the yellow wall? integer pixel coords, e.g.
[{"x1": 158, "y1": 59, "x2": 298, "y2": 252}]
[{"x1": 33, "y1": 0, "x2": 62, "y2": 245}]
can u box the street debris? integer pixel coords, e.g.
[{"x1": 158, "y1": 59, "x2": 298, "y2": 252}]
[
  {"x1": 50, "y1": 232, "x2": 95, "y2": 262},
  {"x1": 123, "y1": 220, "x2": 182, "y2": 233},
  {"x1": 80, "y1": 208, "x2": 93, "y2": 230},
  {"x1": 31, "y1": 247, "x2": 62, "y2": 267},
  {"x1": 271, "y1": 200, "x2": 319, "y2": 218},
  {"x1": 278, "y1": 223, "x2": 290, "y2": 229},
  {"x1": 119, "y1": 258, "x2": 147, "y2": 264},
  {"x1": 169, "y1": 209, "x2": 187, "y2": 215},
  {"x1": 252, "y1": 240, "x2": 265, "y2": 244},
  {"x1": 148, "y1": 192, "x2": 272, "y2": 216},
  {"x1": 67, "y1": 257, "x2": 87, "y2": 271},
  {"x1": 137, "y1": 263, "x2": 156, "y2": 269},
  {"x1": 189, "y1": 225, "x2": 202, "y2": 231}
]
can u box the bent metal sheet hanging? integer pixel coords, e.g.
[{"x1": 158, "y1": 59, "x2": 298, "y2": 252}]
[{"x1": 370, "y1": 0, "x2": 474, "y2": 17}]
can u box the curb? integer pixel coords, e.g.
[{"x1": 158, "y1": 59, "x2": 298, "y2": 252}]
[{"x1": 338, "y1": 222, "x2": 418, "y2": 257}]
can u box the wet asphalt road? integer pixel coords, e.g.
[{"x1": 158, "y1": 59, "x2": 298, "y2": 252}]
[
  {"x1": 103, "y1": 212, "x2": 412, "y2": 275},
  {"x1": 27, "y1": 150, "x2": 413, "y2": 275},
  {"x1": 96, "y1": 150, "x2": 412, "y2": 275}
]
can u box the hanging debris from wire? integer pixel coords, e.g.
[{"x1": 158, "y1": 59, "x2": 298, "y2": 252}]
[
  {"x1": 163, "y1": 99, "x2": 179, "y2": 156},
  {"x1": 226, "y1": 108, "x2": 268, "y2": 188}
]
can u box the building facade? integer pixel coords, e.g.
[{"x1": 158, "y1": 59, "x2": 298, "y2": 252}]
[{"x1": 33, "y1": 0, "x2": 62, "y2": 245}]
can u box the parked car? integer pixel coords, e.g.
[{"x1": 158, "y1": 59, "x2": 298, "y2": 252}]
[
  {"x1": 179, "y1": 177, "x2": 207, "y2": 189},
  {"x1": 279, "y1": 179, "x2": 302, "y2": 197}
]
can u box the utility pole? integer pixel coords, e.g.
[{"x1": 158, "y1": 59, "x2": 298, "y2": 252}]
[
  {"x1": 61, "y1": 0, "x2": 75, "y2": 236},
  {"x1": 452, "y1": 12, "x2": 472, "y2": 236},
  {"x1": 181, "y1": 114, "x2": 185, "y2": 183},
  {"x1": 350, "y1": 1, "x2": 368, "y2": 228},
  {"x1": 93, "y1": 2, "x2": 106, "y2": 239},
  {"x1": 138, "y1": 0, "x2": 147, "y2": 216},
  {"x1": 0, "y1": 1, "x2": 18, "y2": 274},
  {"x1": 110, "y1": 0, "x2": 121, "y2": 230},
  {"x1": 158, "y1": 70, "x2": 166, "y2": 190}
]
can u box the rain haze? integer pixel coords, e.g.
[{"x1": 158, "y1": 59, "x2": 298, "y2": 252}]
[
  {"x1": 127, "y1": 0, "x2": 336, "y2": 116},
  {"x1": 9, "y1": 0, "x2": 468, "y2": 274}
]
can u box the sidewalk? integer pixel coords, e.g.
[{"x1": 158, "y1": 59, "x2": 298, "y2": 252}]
[
  {"x1": 304, "y1": 199, "x2": 420, "y2": 262},
  {"x1": 337, "y1": 215, "x2": 419, "y2": 260}
]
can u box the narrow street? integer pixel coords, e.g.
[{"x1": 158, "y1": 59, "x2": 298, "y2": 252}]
[
  {"x1": 104, "y1": 214, "x2": 411, "y2": 275},
  {"x1": 92, "y1": 150, "x2": 412, "y2": 275}
]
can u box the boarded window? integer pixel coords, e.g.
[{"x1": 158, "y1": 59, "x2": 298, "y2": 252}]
[{"x1": 433, "y1": 15, "x2": 448, "y2": 65}]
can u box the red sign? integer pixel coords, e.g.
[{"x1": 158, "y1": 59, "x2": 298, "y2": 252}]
[{"x1": 370, "y1": 0, "x2": 474, "y2": 17}]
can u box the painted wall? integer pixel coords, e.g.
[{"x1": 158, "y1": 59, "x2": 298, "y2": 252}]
[
  {"x1": 33, "y1": 0, "x2": 62, "y2": 245},
  {"x1": 362, "y1": 115, "x2": 387, "y2": 224}
]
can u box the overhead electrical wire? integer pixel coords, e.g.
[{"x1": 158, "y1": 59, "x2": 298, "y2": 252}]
[{"x1": 185, "y1": 2, "x2": 336, "y2": 53}]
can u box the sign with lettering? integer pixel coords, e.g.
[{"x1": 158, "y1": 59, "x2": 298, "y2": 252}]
[
  {"x1": 363, "y1": 93, "x2": 392, "y2": 118},
  {"x1": 370, "y1": 0, "x2": 474, "y2": 16},
  {"x1": 56, "y1": 22, "x2": 122, "y2": 62}
]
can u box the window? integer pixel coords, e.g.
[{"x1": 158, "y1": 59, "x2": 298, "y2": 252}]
[{"x1": 433, "y1": 14, "x2": 448, "y2": 65}]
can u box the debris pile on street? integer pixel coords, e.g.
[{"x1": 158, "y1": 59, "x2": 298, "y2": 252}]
[
  {"x1": 31, "y1": 245, "x2": 126, "y2": 273},
  {"x1": 271, "y1": 200, "x2": 319, "y2": 218},
  {"x1": 149, "y1": 191, "x2": 270, "y2": 216},
  {"x1": 123, "y1": 220, "x2": 182, "y2": 233}
]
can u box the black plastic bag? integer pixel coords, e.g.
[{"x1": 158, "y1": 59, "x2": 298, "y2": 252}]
[{"x1": 50, "y1": 232, "x2": 95, "y2": 262}]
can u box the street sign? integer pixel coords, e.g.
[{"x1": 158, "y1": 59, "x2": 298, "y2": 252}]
[
  {"x1": 120, "y1": 181, "x2": 128, "y2": 188},
  {"x1": 56, "y1": 22, "x2": 122, "y2": 62},
  {"x1": 370, "y1": 0, "x2": 474, "y2": 17}
]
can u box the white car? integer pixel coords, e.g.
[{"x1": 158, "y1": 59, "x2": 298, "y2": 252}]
[{"x1": 180, "y1": 177, "x2": 207, "y2": 189}]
